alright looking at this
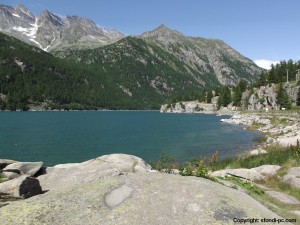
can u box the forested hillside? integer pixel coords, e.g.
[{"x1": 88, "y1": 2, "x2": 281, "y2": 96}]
[{"x1": 0, "y1": 33, "x2": 202, "y2": 110}]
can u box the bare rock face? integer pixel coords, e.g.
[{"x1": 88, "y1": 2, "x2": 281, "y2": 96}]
[
  {"x1": 0, "y1": 172, "x2": 281, "y2": 225},
  {"x1": 160, "y1": 101, "x2": 216, "y2": 114},
  {"x1": 0, "y1": 175, "x2": 42, "y2": 198},
  {"x1": 37, "y1": 154, "x2": 152, "y2": 191}
]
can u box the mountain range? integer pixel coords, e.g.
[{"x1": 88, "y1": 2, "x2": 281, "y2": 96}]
[
  {"x1": 0, "y1": 4, "x2": 264, "y2": 110},
  {"x1": 0, "y1": 4, "x2": 124, "y2": 51}
]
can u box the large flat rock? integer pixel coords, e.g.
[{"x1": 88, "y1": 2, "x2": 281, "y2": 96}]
[
  {"x1": 38, "y1": 154, "x2": 151, "y2": 191},
  {"x1": 0, "y1": 172, "x2": 281, "y2": 225}
]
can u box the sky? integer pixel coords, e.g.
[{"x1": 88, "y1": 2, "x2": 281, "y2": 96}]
[{"x1": 2, "y1": 0, "x2": 300, "y2": 69}]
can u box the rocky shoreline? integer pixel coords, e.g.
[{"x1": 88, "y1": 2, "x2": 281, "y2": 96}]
[
  {"x1": 160, "y1": 101, "x2": 238, "y2": 116},
  {"x1": 221, "y1": 113, "x2": 300, "y2": 147}
]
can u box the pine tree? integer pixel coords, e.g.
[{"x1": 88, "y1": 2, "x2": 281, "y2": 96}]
[
  {"x1": 232, "y1": 85, "x2": 242, "y2": 106},
  {"x1": 222, "y1": 86, "x2": 232, "y2": 107},
  {"x1": 276, "y1": 83, "x2": 291, "y2": 109},
  {"x1": 206, "y1": 90, "x2": 213, "y2": 103},
  {"x1": 297, "y1": 87, "x2": 300, "y2": 106}
]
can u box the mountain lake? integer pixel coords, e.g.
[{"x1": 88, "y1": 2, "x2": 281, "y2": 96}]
[{"x1": 0, "y1": 111, "x2": 262, "y2": 166}]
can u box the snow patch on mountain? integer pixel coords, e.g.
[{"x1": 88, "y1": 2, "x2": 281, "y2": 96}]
[{"x1": 12, "y1": 13, "x2": 20, "y2": 18}]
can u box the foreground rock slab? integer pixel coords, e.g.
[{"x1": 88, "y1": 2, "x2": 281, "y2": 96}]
[
  {"x1": 0, "y1": 172, "x2": 281, "y2": 225},
  {"x1": 38, "y1": 154, "x2": 151, "y2": 191}
]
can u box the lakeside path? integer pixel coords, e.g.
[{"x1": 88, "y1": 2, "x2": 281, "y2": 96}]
[{"x1": 221, "y1": 112, "x2": 300, "y2": 147}]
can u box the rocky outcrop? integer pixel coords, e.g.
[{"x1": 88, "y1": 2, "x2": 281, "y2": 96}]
[
  {"x1": 0, "y1": 171, "x2": 281, "y2": 225},
  {"x1": 0, "y1": 175, "x2": 42, "y2": 198},
  {"x1": 221, "y1": 113, "x2": 300, "y2": 147},
  {"x1": 0, "y1": 159, "x2": 18, "y2": 170},
  {"x1": 2, "y1": 162, "x2": 43, "y2": 180},
  {"x1": 160, "y1": 101, "x2": 216, "y2": 114},
  {"x1": 244, "y1": 83, "x2": 300, "y2": 110},
  {"x1": 246, "y1": 84, "x2": 278, "y2": 110},
  {"x1": 38, "y1": 154, "x2": 151, "y2": 191}
]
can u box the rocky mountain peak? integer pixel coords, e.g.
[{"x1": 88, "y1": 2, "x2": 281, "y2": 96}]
[
  {"x1": 140, "y1": 24, "x2": 184, "y2": 39},
  {"x1": 15, "y1": 4, "x2": 35, "y2": 19},
  {"x1": 39, "y1": 10, "x2": 63, "y2": 27}
]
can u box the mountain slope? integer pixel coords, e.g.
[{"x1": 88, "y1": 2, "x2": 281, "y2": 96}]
[
  {"x1": 55, "y1": 25, "x2": 263, "y2": 89},
  {"x1": 0, "y1": 4, "x2": 124, "y2": 51},
  {"x1": 140, "y1": 25, "x2": 262, "y2": 86},
  {"x1": 0, "y1": 33, "x2": 201, "y2": 110}
]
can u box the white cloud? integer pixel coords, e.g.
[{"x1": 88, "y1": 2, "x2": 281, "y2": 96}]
[{"x1": 254, "y1": 59, "x2": 280, "y2": 70}]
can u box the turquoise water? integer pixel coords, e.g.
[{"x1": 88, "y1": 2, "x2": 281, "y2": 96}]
[{"x1": 0, "y1": 111, "x2": 260, "y2": 166}]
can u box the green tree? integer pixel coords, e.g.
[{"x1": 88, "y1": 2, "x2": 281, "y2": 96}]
[
  {"x1": 276, "y1": 83, "x2": 291, "y2": 109},
  {"x1": 232, "y1": 85, "x2": 242, "y2": 106},
  {"x1": 296, "y1": 87, "x2": 300, "y2": 106},
  {"x1": 206, "y1": 90, "x2": 213, "y2": 103},
  {"x1": 221, "y1": 86, "x2": 232, "y2": 107}
]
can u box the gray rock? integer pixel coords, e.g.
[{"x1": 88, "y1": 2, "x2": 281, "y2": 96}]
[
  {"x1": 38, "y1": 154, "x2": 152, "y2": 191},
  {"x1": 1, "y1": 172, "x2": 20, "y2": 180},
  {"x1": 0, "y1": 175, "x2": 42, "y2": 198},
  {"x1": 210, "y1": 168, "x2": 264, "y2": 181},
  {"x1": 266, "y1": 191, "x2": 300, "y2": 205},
  {"x1": 0, "y1": 172, "x2": 281, "y2": 225},
  {"x1": 252, "y1": 165, "x2": 281, "y2": 177},
  {"x1": 104, "y1": 184, "x2": 133, "y2": 208},
  {"x1": 3, "y1": 162, "x2": 43, "y2": 179},
  {"x1": 286, "y1": 167, "x2": 300, "y2": 177},
  {"x1": 289, "y1": 210, "x2": 300, "y2": 216},
  {"x1": 267, "y1": 137, "x2": 275, "y2": 143},
  {"x1": 283, "y1": 175, "x2": 300, "y2": 189},
  {"x1": 249, "y1": 149, "x2": 268, "y2": 156},
  {"x1": 282, "y1": 167, "x2": 300, "y2": 189},
  {"x1": 0, "y1": 159, "x2": 18, "y2": 170}
]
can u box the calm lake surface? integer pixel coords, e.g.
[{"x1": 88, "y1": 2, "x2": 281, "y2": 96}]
[{"x1": 0, "y1": 111, "x2": 261, "y2": 166}]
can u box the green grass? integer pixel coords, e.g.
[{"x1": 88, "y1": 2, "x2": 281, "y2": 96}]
[{"x1": 213, "y1": 144, "x2": 300, "y2": 171}]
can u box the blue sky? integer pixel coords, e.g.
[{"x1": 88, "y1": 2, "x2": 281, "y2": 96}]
[{"x1": 2, "y1": 0, "x2": 300, "y2": 69}]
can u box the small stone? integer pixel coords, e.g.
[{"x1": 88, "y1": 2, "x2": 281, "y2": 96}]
[{"x1": 104, "y1": 185, "x2": 133, "y2": 208}]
